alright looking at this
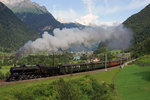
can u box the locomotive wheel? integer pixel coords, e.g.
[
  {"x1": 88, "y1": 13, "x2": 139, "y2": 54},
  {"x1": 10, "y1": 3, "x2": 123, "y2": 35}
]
[
  {"x1": 36, "y1": 75, "x2": 41, "y2": 78},
  {"x1": 33, "y1": 75, "x2": 38, "y2": 79},
  {"x1": 26, "y1": 75, "x2": 31, "y2": 79},
  {"x1": 7, "y1": 76, "x2": 15, "y2": 81},
  {"x1": 19, "y1": 75, "x2": 27, "y2": 80}
]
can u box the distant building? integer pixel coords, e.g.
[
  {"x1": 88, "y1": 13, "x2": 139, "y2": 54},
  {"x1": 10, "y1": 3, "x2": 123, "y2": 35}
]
[
  {"x1": 73, "y1": 56, "x2": 81, "y2": 60},
  {"x1": 93, "y1": 57, "x2": 100, "y2": 62}
]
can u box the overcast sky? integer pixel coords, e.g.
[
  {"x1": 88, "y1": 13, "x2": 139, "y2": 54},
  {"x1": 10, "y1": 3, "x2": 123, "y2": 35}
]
[{"x1": 32, "y1": 0, "x2": 150, "y2": 25}]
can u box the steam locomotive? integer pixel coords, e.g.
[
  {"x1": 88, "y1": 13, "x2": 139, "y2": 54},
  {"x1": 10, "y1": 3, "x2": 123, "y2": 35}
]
[{"x1": 7, "y1": 59, "x2": 127, "y2": 81}]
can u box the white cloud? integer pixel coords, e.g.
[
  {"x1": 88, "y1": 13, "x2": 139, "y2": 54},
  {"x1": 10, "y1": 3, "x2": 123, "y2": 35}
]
[
  {"x1": 82, "y1": 0, "x2": 95, "y2": 13},
  {"x1": 74, "y1": 13, "x2": 121, "y2": 26},
  {"x1": 95, "y1": 0, "x2": 150, "y2": 15},
  {"x1": 81, "y1": 0, "x2": 119, "y2": 15},
  {"x1": 81, "y1": 0, "x2": 150, "y2": 17},
  {"x1": 74, "y1": 13, "x2": 99, "y2": 25},
  {"x1": 74, "y1": 0, "x2": 122, "y2": 26},
  {"x1": 104, "y1": 0, "x2": 108, "y2": 5},
  {"x1": 127, "y1": 0, "x2": 150, "y2": 10},
  {"x1": 51, "y1": 0, "x2": 150, "y2": 25}
]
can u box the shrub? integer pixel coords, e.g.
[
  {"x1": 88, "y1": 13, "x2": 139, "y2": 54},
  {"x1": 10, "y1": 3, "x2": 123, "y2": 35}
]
[
  {"x1": 13, "y1": 76, "x2": 114, "y2": 100},
  {"x1": 5, "y1": 72, "x2": 10, "y2": 79},
  {"x1": 77, "y1": 76, "x2": 114, "y2": 100},
  {"x1": 109, "y1": 84, "x2": 115, "y2": 90},
  {"x1": 0, "y1": 71, "x2": 5, "y2": 80},
  {"x1": 49, "y1": 79, "x2": 81, "y2": 100}
]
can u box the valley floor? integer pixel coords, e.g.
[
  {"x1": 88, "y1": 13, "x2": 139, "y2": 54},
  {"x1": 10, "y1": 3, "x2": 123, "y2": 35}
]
[
  {"x1": 115, "y1": 64, "x2": 150, "y2": 100},
  {"x1": 0, "y1": 67, "x2": 120, "y2": 100},
  {"x1": 1, "y1": 58, "x2": 150, "y2": 100}
]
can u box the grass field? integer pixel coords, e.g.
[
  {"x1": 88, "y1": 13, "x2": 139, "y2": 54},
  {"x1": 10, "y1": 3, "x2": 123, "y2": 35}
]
[
  {"x1": 115, "y1": 64, "x2": 150, "y2": 100},
  {"x1": 0, "y1": 68, "x2": 120, "y2": 99},
  {"x1": 2, "y1": 59, "x2": 150, "y2": 100}
]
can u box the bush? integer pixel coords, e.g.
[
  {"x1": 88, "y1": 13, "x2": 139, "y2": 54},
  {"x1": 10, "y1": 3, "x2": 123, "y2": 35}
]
[
  {"x1": 76, "y1": 76, "x2": 114, "y2": 100},
  {"x1": 13, "y1": 76, "x2": 114, "y2": 100},
  {"x1": 0, "y1": 71, "x2": 10, "y2": 80},
  {"x1": 48, "y1": 79, "x2": 81, "y2": 100},
  {"x1": 5, "y1": 72, "x2": 10, "y2": 79},
  {"x1": 0, "y1": 71, "x2": 5, "y2": 80}
]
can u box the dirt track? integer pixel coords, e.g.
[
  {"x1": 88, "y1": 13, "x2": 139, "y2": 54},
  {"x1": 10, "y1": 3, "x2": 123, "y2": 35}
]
[{"x1": 0, "y1": 59, "x2": 136, "y2": 87}]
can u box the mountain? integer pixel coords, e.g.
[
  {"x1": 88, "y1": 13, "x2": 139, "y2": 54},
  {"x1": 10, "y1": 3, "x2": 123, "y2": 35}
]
[
  {"x1": 63, "y1": 22, "x2": 85, "y2": 29},
  {"x1": 0, "y1": 2, "x2": 39, "y2": 51},
  {"x1": 1, "y1": 0, "x2": 98, "y2": 52},
  {"x1": 123, "y1": 4, "x2": 150, "y2": 57},
  {"x1": 1, "y1": 0, "x2": 64, "y2": 34}
]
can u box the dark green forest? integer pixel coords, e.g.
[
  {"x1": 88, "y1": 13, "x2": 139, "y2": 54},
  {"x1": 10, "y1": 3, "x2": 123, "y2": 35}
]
[
  {"x1": 0, "y1": 2, "x2": 39, "y2": 51},
  {"x1": 123, "y1": 4, "x2": 150, "y2": 57}
]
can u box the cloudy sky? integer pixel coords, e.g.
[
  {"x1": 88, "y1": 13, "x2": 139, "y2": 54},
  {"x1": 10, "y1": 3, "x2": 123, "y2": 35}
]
[{"x1": 32, "y1": 0, "x2": 150, "y2": 25}]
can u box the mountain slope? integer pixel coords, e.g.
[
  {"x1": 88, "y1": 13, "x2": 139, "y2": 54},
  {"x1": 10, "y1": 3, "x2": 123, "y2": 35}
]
[
  {"x1": 0, "y1": 2, "x2": 39, "y2": 51},
  {"x1": 123, "y1": 4, "x2": 150, "y2": 56},
  {"x1": 63, "y1": 22, "x2": 85, "y2": 29},
  {"x1": 1, "y1": 0, "x2": 64, "y2": 34},
  {"x1": 16, "y1": 12, "x2": 64, "y2": 34}
]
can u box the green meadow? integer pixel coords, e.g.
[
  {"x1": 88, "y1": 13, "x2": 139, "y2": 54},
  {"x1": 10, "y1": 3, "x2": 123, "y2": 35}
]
[
  {"x1": 1, "y1": 55, "x2": 150, "y2": 100},
  {"x1": 115, "y1": 56, "x2": 150, "y2": 100}
]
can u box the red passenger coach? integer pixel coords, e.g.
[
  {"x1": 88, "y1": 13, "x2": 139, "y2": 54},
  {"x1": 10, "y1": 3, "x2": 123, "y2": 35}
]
[{"x1": 109, "y1": 61, "x2": 120, "y2": 66}]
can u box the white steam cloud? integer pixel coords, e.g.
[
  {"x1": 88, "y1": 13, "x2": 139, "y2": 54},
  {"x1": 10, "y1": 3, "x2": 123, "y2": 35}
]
[{"x1": 15, "y1": 24, "x2": 132, "y2": 59}]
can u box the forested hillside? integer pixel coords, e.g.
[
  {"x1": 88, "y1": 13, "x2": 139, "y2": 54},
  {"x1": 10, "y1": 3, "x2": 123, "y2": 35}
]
[
  {"x1": 123, "y1": 4, "x2": 150, "y2": 57},
  {"x1": 0, "y1": 2, "x2": 39, "y2": 51}
]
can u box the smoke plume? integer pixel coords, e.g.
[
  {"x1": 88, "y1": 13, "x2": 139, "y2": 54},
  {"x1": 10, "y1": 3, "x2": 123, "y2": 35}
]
[{"x1": 15, "y1": 24, "x2": 132, "y2": 59}]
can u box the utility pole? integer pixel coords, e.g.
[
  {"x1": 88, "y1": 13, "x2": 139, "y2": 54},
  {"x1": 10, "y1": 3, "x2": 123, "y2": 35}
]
[
  {"x1": 127, "y1": 53, "x2": 130, "y2": 62},
  {"x1": 129, "y1": 53, "x2": 131, "y2": 61},
  {"x1": 70, "y1": 55, "x2": 73, "y2": 74},
  {"x1": 121, "y1": 53, "x2": 123, "y2": 65},
  {"x1": 126, "y1": 53, "x2": 128, "y2": 62},
  {"x1": 52, "y1": 53, "x2": 55, "y2": 66},
  {"x1": 105, "y1": 54, "x2": 107, "y2": 71},
  {"x1": 120, "y1": 53, "x2": 123, "y2": 68}
]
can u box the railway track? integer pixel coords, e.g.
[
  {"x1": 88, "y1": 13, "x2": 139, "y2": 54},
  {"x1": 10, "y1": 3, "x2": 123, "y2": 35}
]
[
  {"x1": 0, "y1": 66, "x2": 120, "y2": 86},
  {"x1": 0, "y1": 59, "x2": 136, "y2": 87}
]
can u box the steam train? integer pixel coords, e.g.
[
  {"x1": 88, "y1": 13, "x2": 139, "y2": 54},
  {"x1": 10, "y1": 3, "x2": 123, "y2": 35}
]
[{"x1": 7, "y1": 59, "x2": 127, "y2": 81}]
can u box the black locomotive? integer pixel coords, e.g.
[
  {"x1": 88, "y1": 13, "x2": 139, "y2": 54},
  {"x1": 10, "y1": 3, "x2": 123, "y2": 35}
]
[{"x1": 7, "y1": 59, "x2": 127, "y2": 81}]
